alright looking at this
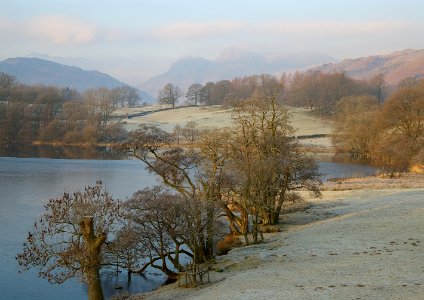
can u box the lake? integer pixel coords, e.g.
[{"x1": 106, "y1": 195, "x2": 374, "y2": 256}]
[
  {"x1": 0, "y1": 156, "x2": 379, "y2": 299},
  {"x1": 0, "y1": 157, "x2": 164, "y2": 300}
]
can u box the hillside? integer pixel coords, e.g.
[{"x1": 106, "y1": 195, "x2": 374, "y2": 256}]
[
  {"x1": 139, "y1": 51, "x2": 335, "y2": 97},
  {"x1": 0, "y1": 57, "x2": 154, "y2": 102},
  {"x1": 116, "y1": 105, "x2": 333, "y2": 149},
  {"x1": 314, "y1": 49, "x2": 424, "y2": 85}
]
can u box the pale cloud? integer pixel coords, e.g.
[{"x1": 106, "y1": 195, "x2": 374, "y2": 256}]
[
  {"x1": 0, "y1": 19, "x2": 14, "y2": 31},
  {"x1": 26, "y1": 16, "x2": 97, "y2": 44},
  {"x1": 257, "y1": 20, "x2": 413, "y2": 36},
  {"x1": 142, "y1": 19, "x2": 422, "y2": 59},
  {"x1": 150, "y1": 21, "x2": 246, "y2": 40},
  {"x1": 0, "y1": 19, "x2": 18, "y2": 40},
  {"x1": 1, "y1": 13, "x2": 423, "y2": 81},
  {"x1": 147, "y1": 19, "x2": 416, "y2": 42}
]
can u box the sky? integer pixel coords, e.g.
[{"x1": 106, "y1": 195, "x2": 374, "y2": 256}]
[{"x1": 1, "y1": 0, "x2": 424, "y2": 85}]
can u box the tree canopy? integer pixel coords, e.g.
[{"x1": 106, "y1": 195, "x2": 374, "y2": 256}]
[{"x1": 16, "y1": 182, "x2": 122, "y2": 300}]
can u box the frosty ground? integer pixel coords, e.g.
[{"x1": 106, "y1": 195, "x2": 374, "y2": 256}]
[
  {"x1": 135, "y1": 179, "x2": 424, "y2": 300},
  {"x1": 115, "y1": 105, "x2": 424, "y2": 299}
]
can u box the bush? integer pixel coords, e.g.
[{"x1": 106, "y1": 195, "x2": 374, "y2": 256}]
[
  {"x1": 216, "y1": 235, "x2": 242, "y2": 256},
  {"x1": 260, "y1": 225, "x2": 281, "y2": 233}
]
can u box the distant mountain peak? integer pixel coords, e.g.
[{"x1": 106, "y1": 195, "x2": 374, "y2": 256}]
[
  {"x1": 0, "y1": 57, "x2": 154, "y2": 102},
  {"x1": 0, "y1": 57, "x2": 123, "y2": 90},
  {"x1": 216, "y1": 48, "x2": 260, "y2": 61},
  {"x1": 312, "y1": 48, "x2": 424, "y2": 85},
  {"x1": 139, "y1": 50, "x2": 335, "y2": 96},
  {"x1": 170, "y1": 56, "x2": 212, "y2": 69}
]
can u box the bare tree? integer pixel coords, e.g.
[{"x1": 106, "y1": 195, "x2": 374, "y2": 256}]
[
  {"x1": 186, "y1": 83, "x2": 203, "y2": 106},
  {"x1": 112, "y1": 86, "x2": 140, "y2": 107},
  {"x1": 119, "y1": 92, "x2": 321, "y2": 250},
  {"x1": 158, "y1": 83, "x2": 182, "y2": 109},
  {"x1": 105, "y1": 224, "x2": 145, "y2": 279},
  {"x1": 332, "y1": 95, "x2": 380, "y2": 160},
  {"x1": 229, "y1": 94, "x2": 321, "y2": 229},
  {"x1": 379, "y1": 87, "x2": 424, "y2": 146},
  {"x1": 125, "y1": 187, "x2": 183, "y2": 277},
  {"x1": 84, "y1": 88, "x2": 116, "y2": 128},
  {"x1": 118, "y1": 125, "x2": 227, "y2": 261},
  {"x1": 370, "y1": 73, "x2": 386, "y2": 104},
  {"x1": 371, "y1": 85, "x2": 424, "y2": 173},
  {"x1": 16, "y1": 182, "x2": 122, "y2": 300},
  {"x1": 124, "y1": 186, "x2": 212, "y2": 279},
  {"x1": 0, "y1": 72, "x2": 16, "y2": 102},
  {"x1": 199, "y1": 82, "x2": 214, "y2": 105},
  {"x1": 180, "y1": 121, "x2": 199, "y2": 144}
]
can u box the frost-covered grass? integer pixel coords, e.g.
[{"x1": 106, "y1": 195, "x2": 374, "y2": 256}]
[
  {"x1": 322, "y1": 174, "x2": 424, "y2": 191},
  {"x1": 118, "y1": 105, "x2": 334, "y2": 148}
]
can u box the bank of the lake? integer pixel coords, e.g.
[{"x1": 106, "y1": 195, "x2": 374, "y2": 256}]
[
  {"x1": 0, "y1": 155, "x2": 380, "y2": 299},
  {"x1": 0, "y1": 143, "x2": 125, "y2": 160},
  {"x1": 137, "y1": 179, "x2": 424, "y2": 300}
]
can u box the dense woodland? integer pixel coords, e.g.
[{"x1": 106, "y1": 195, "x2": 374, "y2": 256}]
[{"x1": 0, "y1": 72, "x2": 139, "y2": 145}]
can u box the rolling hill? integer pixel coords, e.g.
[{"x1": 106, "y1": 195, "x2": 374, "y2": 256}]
[
  {"x1": 0, "y1": 57, "x2": 154, "y2": 102},
  {"x1": 313, "y1": 49, "x2": 424, "y2": 85}
]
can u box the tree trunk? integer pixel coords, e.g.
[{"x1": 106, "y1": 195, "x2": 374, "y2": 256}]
[
  {"x1": 80, "y1": 216, "x2": 106, "y2": 300},
  {"x1": 205, "y1": 207, "x2": 215, "y2": 260},
  {"x1": 194, "y1": 244, "x2": 206, "y2": 263},
  {"x1": 252, "y1": 213, "x2": 259, "y2": 244},
  {"x1": 86, "y1": 267, "x2": 104, "y2": 300},
  {"x1": 271, "y1": 203, "x2": 283, "y2": 225},
  {"x1": 221, "y1": 204, "x2": 240, "y2": 235}
]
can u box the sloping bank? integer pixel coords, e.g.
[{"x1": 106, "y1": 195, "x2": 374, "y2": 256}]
[{"x1": 133, "y1": 179, "x2": 424, "y2": 300}]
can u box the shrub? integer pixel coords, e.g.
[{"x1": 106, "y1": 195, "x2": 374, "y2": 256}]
[
  {"x1": 260, "y1": 225, "x2": 281, "y2": 233},
  {"x1": 216, "y1": 235, "x2": 242, "y2": 256}
]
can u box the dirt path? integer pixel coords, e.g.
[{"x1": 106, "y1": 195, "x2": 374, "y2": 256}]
[{"x1": 136, "y1": 188, "x2": 424, "y2": 300}]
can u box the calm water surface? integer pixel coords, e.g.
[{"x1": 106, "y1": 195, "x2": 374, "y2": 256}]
[
  {"x1": 0, "y1": 157, "x2": 163, "y2": 300},
  {"x1": 0, "y1": 156, "x2": 378, "y2": 300},
  {"x1": 318, "y1": 161, "x2": 379, "y2": 181}
]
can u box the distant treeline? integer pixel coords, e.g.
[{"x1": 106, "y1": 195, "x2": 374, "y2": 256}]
[
  {"x1": 0, "y1": 72, "x2": 139, "y2": 146},
  {"x1": 174, "y1": 71, "x2": 423, "y2": 173},
  {"x1": 332, "y1": 78, "x2": 424, "y2": 174},
  {"x1": 2, "y1": 68, "x2": 423, "y2": 174},
  {"x1": 164, "y1": 71, "x2": 387, "y2": 113}
]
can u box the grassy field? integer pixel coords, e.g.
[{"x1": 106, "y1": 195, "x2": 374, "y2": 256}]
[{"x1": 115, "y1": 105, "x2": 334, "y2": 149}]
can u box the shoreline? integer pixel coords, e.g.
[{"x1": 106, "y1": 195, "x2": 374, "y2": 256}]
[{"x1": 129, "y1": 175, "x2": 424, "y2": 300}]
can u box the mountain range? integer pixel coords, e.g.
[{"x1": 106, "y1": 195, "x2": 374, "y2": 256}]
[
  {"x1": 0, "y1": 57, "x2": 154, "y2": 103},
  {"x1": 1, "y1": 49, "x2": 423, "y2": 104},
  {"x1": 139, "y1": 49, "x2": 424, "y2": 96},
  {"x1": 312, "y1": 49, "x2": 424, "y2": 85},
  {"x1": 139, "y1": 50, "x2": 335, "y2": 97}
]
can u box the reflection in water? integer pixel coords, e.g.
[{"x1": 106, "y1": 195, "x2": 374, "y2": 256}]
[
  {"x1": 101, "y1": 271, "x2": 166, "y2": 299},
  {"x1": 0, "y1": 157, "x2": 160, "y2": 300},
  {"x1": 0, "y1": 144, "x2": 126, "y2": 160},
  {"x1": 319, "y1": 161, "x2": 379, "y2": 181}
]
